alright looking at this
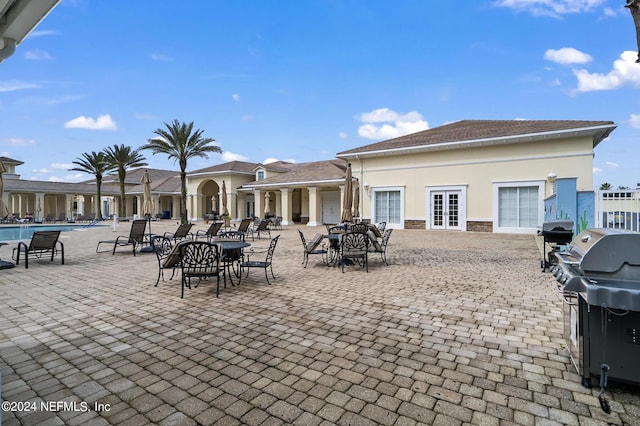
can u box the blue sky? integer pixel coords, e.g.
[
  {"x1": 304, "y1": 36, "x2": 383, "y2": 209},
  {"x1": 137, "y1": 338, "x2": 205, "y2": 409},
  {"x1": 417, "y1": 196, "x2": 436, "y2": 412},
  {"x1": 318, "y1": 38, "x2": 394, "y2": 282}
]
[{"x1": 1, "y1": 0, "x2": 639, "y2": 188}]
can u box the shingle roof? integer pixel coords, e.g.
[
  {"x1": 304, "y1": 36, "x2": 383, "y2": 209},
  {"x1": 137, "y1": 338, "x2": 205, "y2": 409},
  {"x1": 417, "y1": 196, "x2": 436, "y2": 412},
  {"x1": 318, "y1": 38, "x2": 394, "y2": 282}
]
[
  {"x1": 241, "y1": 159, "x2": 348, "y2": 188},
  {"x1": 189, "y1": 161, "x2": 259, "y2": 175},
  {"x1": 337, "y1": 119, "x2": 616, "y2": 157},
  {"x1": 0, "y1": 156, "x2": 23, "y2": 166}
]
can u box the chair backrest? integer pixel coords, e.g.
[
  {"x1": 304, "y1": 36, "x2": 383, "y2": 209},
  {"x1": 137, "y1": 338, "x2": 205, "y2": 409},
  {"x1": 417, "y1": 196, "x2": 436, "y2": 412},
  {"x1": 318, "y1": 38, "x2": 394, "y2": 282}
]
[
  {"x1": 151, "y1": 236, "x2": 178, "y2": 268},
  {"x1": 367, "y1": 223, "x2": 382, "y2": 238},
  {"x1": 376, "y1": 221, "x2": 387, "y2": 232},
  {"x1": 179, "y1": 241, "x2": 220, "y2": 276},
  {"x1": 297, "y1": 229, "x2": 307, "y2": 247},
  {"x1": 206, "y1": 221, "x2": 223, "y2": 236},
  {"x1": 381, "y1": 228, "x2": 393, "y2": 248},
  {"x1": 173, "y1": 223, "x2": 193, "y2": 238},
  {"x1": 29, "y1": 231, "x2": 61, "y2": 251},
  {"x1": 265, "y1": 235, "x2": 280, "y2": 263},
  {"x1": 257, "y1": 219, "x2": 270, "y2": 231},
  {"x1": 237, "y1": 218, "x2": 252, "y2": 233},
  {"x1": 341, "y1": 232, "x2": 368, "y2": 252},
  {"x1": 328, "y1": 225, "x2": 345, "y2": 234},
  {"x1": 129, "y1": 219, "x2": 148, "y2": 243},
  {"x1": 217, "y1": 231, "x2": 245, "y2": 241},
  {"x1": 349, "y1": 223, "x2": 369, "y2": 234}
]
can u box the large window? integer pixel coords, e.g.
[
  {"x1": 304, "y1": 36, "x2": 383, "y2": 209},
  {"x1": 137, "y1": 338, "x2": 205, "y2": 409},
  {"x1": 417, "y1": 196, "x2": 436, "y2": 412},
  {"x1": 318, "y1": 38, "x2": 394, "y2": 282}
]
[
  {"x1": 494, "y1": 181, "x2": 543, "y2": 233},
  {"x1": 373, "y1": 188, "x2": 403, "y2": 227}
]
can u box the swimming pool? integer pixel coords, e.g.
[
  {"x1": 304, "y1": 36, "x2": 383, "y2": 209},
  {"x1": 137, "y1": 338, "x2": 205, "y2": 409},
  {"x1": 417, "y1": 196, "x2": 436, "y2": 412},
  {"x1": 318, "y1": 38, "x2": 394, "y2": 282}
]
[{"x1": 0, "y1": 224, "x2": 107, "y2": 241}]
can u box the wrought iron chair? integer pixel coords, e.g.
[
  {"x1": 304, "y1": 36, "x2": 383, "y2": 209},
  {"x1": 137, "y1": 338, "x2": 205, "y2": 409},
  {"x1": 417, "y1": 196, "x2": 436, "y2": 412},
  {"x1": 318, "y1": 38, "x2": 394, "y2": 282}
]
[
  {"x1": 164, "y1": 223, "x2": 194, "y2": 242},
  {"x1": 150, "y1": 236, "x2": 181, "y2": 287},
  {"x1": 212, "y1": 232, "x2": 245, "y2": 286},
  {"x1": 369, "y1": 228, "x2": 393, "y2": 266},
  {"x1": 96, "y1": 219, "x2": 147, "y2": 256},
  {"x1": 178, "y1": 241, "x2": 221, "y2": 298},
  {"x1": 298, "y1": 230, "x2": 327, "y2": 268},
  {"x1": 195, "y1": 221, "x2": 223, "y2": 241},
  {"x1": 340, "y1": 231, "x2": 369, "y2": 273},
  {"x1": 240, "y1": 235, "x2": 280, "y2": 285},
  {"x1": 349, "y1": 223, "x2": 369, "y2": 234},
  {"x1": 13, "y1": 230, "x2": 64, "y2": 269}
]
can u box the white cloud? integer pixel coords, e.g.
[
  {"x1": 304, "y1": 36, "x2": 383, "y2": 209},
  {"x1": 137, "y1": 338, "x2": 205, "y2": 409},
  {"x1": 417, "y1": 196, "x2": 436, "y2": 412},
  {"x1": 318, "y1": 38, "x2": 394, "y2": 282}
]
[
  {"x1": 242, "y1": 115, "x2": 254, "y2": 121},
  {"x1": 630, "y1": 114, "x2": 640, "y2": 128},
  {"x1": 6, "y1": 138, "x2": 35, "y2": 146},
  {"x1": 493, "y1": 0, "x2": 606, "y2": 17},
  {"x1": 605, "y1": 161, "x2": 620, "y2": 168},
  {"x1": 29, "y1": 30, "x2": 60, "y2": 38},
  {"x1": 573, "y1": 51, "x2": 640, "y2": 92},
  {"x1": 338, "y1": 131, "x2": 348, "y2": 139},
  {"x1": 262, "y1": 157, "x2": 296, "y2": 164},
  {"x1": 232, "y1": 93, "x2": 240, "y2": 102},
  {"x1": 221, "y1": 152, "x2": 248, "y2": 162},
  {"x1": 0, "y1": 80, "x2": 39, "y2": 92},
  {"x1": 593, "y1": 167, "x2": 603, "y2": 174},
  {"x1": 150, "y1": 53, "x2": 173, "y2": 61},
  {"x1": 357, "y1": 108, "x2": 429, "y2": 140},
  {"x1": 48, "y1": 176, "x2": 65, "y2": 182},
  {"x1": 32, "y1": 168, "x2": 49, "y2": 173},
  {"x1": 51, "y1": 162, "x2": 73, "y2": 169},
  {"x1": 544, "y1": 48, "x2": 592, "y2": 64},
  {"x1": 64, "y1": 114, "x2": 117, "y2": 130},
  {"x1": 24, "y1": 49, "x2": 53, "y2": 60}
]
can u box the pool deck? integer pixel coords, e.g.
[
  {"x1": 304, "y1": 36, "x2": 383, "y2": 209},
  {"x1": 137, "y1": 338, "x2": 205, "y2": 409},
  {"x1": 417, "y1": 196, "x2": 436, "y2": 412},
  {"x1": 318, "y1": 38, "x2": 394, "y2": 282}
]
[{"x1": 0, "y1": 221, "x2": 639, "y2": 425}]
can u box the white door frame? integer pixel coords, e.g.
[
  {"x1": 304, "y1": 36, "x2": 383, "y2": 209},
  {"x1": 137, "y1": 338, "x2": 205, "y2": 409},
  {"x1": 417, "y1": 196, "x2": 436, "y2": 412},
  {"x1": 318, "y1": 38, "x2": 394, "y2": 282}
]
[{"x1": 426, "y1": 185, "x2": 467, "y2": 231}]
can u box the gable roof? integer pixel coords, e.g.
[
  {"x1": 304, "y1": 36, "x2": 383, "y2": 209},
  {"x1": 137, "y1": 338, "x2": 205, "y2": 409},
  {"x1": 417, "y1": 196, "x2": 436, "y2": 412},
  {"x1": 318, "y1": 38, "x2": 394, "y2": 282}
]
[
  {"x1": 337, "y1": 120, "x2": 616, "y2": 158},
  {"x1": 241, "y1": 159, "x2": 348, "y2": 188},
  {"x1": 189, "y1": 161, "x2": 258, "y2": 176}
]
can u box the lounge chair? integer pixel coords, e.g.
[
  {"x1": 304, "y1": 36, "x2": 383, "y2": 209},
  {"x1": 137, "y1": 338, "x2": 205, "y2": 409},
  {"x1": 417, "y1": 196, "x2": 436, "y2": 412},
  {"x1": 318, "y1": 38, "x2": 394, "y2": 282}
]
[
  {"x1": 240, "y1": 235, "x2": 280, "y2": 285},
  {"x1": 96, "y1": 219, "x2": 147, "y2": 256},
  {"x1": 250, "y1": 219, "x2": 271, "y2": 241},
  {"x1": 298, "y1": 230, "x2": 327, "y2": 268},
  {"x1": 12, "y1": 231, "x2": 64, "y2": 269},
  {"x1": 164, "y1": 223, "x2": 194, "y2": 242},
  {"x1": 195, "y1": 221, "x2": 222, "y2": 241}
]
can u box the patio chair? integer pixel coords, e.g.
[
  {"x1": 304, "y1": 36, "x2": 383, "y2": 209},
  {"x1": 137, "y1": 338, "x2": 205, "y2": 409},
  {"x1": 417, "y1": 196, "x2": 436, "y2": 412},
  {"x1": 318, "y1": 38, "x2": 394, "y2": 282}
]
[
  {"x1": 369, "y1": 228, "x2": 393, "y2": 266},
  {"x1": 179, "y1": 241, "x2": 221, "y2": 298},
  {"x1": 164, "y1": 223, "x2": 194, "y2": 242},
  {"x1": 271, "y1": 216, "x2": 283, "y2": 230},
  {"x1": 56, "y1": 212, "x2": 66, "y2": 222},
  {"x1": 340, "y1": 231, "x2": 369, "y2": 273},
  {"x1": 240, "y1": 235, "x2": 280, "y2": 285},
  {"x1": 195, "y1": 221, "x2": 223, "y2": 241},
  {"x1": 96, "y1": 219, "x2": 147, "y2": 256},
  {"x1": 250, "y1": 219, "x2": 271, "y2": 241},
  {"x1": 349, "y1": 223, "x2": 369, "y2": 234},
  {"x1": 44, "y1": 213, "x2": 55, "y2": 223},
  {"x1": 298, "y1": 230, "x2": 327, "y2": 268},
  {"x1": 12, "y1": 230, "x2": 64, "y2": 269},
  {"x1": 150, "y1": 236, "x2": 182, "y2": 287}
]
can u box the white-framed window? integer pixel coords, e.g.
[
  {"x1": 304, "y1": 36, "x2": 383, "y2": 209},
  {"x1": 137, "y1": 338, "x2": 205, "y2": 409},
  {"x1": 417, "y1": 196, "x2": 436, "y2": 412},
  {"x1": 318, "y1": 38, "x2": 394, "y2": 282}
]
[
  {"x1": 493, "y1": 180, "x2": 544, "y2": 234},
  {"x1": 256, "y1": 170, "x2": 265, "y2": 181},
  {"x1": 372, "y1": 186, "x2": 404, "y2": 229}
]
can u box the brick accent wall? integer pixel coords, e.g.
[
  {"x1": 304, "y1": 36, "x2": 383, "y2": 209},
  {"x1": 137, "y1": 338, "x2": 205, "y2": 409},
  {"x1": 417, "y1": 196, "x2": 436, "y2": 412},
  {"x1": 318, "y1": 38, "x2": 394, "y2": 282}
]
[
  {"x1": 467, "y1": 221, "x2": 493, "y2": 232},
  {"x1": 404, "y1": 219, "x2": 426, "y2": 229}
]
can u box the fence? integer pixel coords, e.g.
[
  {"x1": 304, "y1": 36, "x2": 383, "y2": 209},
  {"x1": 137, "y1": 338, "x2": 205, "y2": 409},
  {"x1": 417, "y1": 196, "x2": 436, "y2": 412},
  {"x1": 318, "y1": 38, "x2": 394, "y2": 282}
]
[{"x1": 595, "y1": 190, "x2": 640, "y2": 231}]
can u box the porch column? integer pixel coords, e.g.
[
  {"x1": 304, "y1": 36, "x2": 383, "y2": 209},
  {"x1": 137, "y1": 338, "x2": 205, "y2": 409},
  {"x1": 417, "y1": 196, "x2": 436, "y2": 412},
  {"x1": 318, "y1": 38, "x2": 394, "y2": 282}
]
[
  {"x1": 237, "y1": 192, "x2": 246, "y2": 220},
  {"x1": 307, "y1": 187, "x2": 321, "y2": 226},
  {"x1": 18, "y1": 193, "x2": 23, "y2": 216},
  {"x1": 172, "y1": 195, "x2": 181, "y2": 220},
  {"x1": 280, "y1": 187, "x2": 293, "y2": 225},
  {"x1": 35, "y1": 193, "x2": 45, "y2": 221},
  {"x1": 66, "y1": 194, "x2": 74, "y2": 222},
  {"x1": 274, "y1": 191, "x2": 282, "y2": 218},
  {"x1": 254, "y1": 189, "x2": 263, "y2": 220}
]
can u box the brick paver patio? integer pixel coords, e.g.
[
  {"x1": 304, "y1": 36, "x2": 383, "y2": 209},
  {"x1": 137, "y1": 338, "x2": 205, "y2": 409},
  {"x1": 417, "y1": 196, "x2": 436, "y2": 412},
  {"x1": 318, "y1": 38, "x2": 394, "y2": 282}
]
[{"x1": 0, "y1": 221, "x2": 639, "y2": 425}]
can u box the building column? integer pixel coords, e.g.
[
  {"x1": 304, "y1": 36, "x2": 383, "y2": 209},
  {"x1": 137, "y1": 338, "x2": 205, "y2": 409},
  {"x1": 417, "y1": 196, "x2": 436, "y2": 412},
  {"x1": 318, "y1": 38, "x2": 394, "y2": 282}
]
[
  {"x1": 280, "y1": 188, "x2": 293, "y2": 225},
  {"x1": 307, "y1": 187, "x2": 321, "y2": 226},
  {"x1": 35, "y1": 193, "x2": 45, "y2": 221},
  {"x1": 274, "y1": 191, "x2": 282, "y2": 218},
  {"x1": 254, "y1": 189, "x2": 263, "y2": 220},
  {"x1": 237, "y1": 192, "x2": 246, "y2": 220},
  {"x1": 66, "y1": 194, "x2": 74, "y2": 222},
  {"x1": 172, "y1": 195, "x2": 181, "y2": 220}
]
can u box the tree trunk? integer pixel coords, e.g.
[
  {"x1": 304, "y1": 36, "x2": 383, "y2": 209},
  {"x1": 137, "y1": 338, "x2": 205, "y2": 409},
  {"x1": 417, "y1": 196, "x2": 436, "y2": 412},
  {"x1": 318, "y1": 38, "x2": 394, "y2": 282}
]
[
  {"x1": 96, "y1": 178, "x2": 103, "y2": 220},
  {"x1": 180, "y1": 170, "x2": 188, "y2": 225}
]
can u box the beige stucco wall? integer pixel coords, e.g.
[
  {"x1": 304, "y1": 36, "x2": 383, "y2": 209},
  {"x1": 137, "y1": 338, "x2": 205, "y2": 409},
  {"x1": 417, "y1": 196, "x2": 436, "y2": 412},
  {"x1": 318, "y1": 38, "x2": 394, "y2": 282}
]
[{"x1": 352, "y1": 135, "x2": 595, "y2": 227}]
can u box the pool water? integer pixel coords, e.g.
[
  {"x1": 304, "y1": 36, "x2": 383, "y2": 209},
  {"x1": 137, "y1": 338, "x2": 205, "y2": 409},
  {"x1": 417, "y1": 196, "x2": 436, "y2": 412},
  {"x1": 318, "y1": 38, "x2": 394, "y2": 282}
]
[{"x1": 0, "y1": 224, "x2": 106, "y2": 241}]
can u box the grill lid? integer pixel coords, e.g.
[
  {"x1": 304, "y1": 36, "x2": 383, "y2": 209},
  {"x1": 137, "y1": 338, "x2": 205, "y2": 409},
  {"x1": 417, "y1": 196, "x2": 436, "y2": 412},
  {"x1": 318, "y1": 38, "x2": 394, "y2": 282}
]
[{"x1": 567, "y1": 228, "x2": 640, "y2": 275}]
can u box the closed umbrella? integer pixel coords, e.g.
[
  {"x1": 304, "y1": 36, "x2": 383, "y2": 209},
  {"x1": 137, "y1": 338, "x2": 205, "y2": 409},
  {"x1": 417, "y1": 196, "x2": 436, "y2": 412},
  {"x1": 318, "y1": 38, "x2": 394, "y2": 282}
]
[
  {"x1": 264, "y1": 191, "x2": 271, "y2": 217},
  {"x1": 352, "y1": 182, "x2": 360, "y2": 222},
  {"x1": 341, "y1": 163, "x2": 353, "y2": 223},
  {"x1": 221, "y1": 181, "x2": 229, "y2": 229},
  {"x1": 0, "y1": 160, "x2": 6, "y2": 217},
  {"x1": 141, "y1": 170, "x2": 153, "y2": 243}
]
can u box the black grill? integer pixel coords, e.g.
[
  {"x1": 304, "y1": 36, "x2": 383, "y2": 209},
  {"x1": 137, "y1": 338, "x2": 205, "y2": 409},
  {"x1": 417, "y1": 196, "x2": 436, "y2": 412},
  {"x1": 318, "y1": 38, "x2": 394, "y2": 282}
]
[{"x1": 539, "y1": 220, "x2": 573, "y2": 271}]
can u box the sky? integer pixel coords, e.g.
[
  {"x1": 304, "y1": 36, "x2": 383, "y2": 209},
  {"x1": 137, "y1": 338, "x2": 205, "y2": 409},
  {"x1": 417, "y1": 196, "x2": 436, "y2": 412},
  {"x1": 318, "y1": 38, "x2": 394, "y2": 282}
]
[{"x1": 1, "y1": 0, "x2": 640, "y2": 188}]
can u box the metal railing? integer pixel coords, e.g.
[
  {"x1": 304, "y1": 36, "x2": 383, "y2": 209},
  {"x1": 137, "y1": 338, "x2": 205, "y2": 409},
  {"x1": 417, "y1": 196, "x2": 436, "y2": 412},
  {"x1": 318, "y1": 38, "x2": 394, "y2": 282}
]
[{"x1": 595, "y1": 190, "x2": 640, "y2": 231}]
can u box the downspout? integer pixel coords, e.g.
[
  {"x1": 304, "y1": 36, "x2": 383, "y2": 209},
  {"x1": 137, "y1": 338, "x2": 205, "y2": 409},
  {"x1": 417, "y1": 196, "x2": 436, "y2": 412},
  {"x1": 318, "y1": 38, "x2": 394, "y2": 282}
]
[
  {"x1": 0, "y1": 37, "x2": 17, "y2": 61},
  {"x1": 356, "y1": 155, "x2": 364, "y2": 221}
]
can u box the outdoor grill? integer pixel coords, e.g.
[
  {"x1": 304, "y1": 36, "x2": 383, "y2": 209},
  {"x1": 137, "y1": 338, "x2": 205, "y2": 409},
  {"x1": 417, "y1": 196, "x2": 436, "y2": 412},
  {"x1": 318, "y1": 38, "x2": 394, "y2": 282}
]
[
  {"x1": 540, "y1": 220, "x2": 574, "y2": 271},
  {"x1": 551, "y1": 228, "x2": 640, "y2": 390}
]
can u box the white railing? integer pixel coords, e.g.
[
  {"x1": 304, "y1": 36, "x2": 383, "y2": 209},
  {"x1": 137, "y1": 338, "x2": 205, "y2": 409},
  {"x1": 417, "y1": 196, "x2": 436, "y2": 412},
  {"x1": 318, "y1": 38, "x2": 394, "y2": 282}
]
[{"x1": 595, "y1": 190, "x2": 640, "y2": 231}]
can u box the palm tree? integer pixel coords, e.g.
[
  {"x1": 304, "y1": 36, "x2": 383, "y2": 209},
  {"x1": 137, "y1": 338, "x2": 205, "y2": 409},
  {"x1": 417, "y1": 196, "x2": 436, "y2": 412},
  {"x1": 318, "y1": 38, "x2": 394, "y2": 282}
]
[
  {"x1": 599, "y1": 182, "x2": 612, "y2": 190},
  {"x1": 70, "y1": 151, "x2": 114, "y2": 220},
  {"x1": 103, "y1": 144, "x2": 148, "y2": 218},
  {"x1": 143, "y1": 120, "x2": 221, "y2": 224}
]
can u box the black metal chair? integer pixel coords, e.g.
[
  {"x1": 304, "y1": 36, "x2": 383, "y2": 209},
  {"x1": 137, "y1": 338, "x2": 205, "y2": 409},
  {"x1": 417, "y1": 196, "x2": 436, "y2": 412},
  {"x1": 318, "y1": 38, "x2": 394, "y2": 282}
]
[
  {"x1": 340, "y1": 232, "x2": 369, "y2": 273},
  {"x1": 349, "y1": 223, "x2": 369, "y2": 234},
  {"x1": 369, "y1": 228, "x2": 393, "y2": 266},
  {"x1": 12, "y1": 230, "x2": 64, "y2": 269},
  {"x1": 298, "y1": 230, "x2": 327, "y2": 268},
  {"x1": 195, "y1": 221, "x2": 223, "y2": 241},
  {"x1": 164, "y1": 223, "x2": 194, "y2": 242},
  {"x1": 250, "y1": 219, "x2": 271, "y2": 241},
  {"x1": 240, "y1": 235, "x2": 280, "y2": 285},
  {"x1": 212, "y1": 232, "x2": 246, "y2": 287},
  {"x1": 96, "y1": 219, "x2": 147, "y2": 256},
  {"x1": 178, "y1": 241, "x2": 221, "y2": 298},
  {"x1": 150, "y1": 236, "x2": 181, "y2": 287}
]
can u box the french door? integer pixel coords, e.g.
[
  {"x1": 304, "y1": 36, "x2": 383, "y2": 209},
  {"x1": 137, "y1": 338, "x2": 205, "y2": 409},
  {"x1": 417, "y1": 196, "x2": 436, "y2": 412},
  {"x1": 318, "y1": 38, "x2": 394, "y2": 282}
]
[{"x1": 428, "y1": 187, "x2": 465, "y2": 230}]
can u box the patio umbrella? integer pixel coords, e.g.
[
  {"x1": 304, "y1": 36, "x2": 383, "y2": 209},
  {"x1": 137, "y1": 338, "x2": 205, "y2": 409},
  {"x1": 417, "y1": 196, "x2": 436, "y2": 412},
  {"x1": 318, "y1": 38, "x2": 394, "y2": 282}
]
[
  {"x1": 211, "y1": 195, "x2": 216, "y2": 214},
  {"x1": 341, "y1": 163, "x2": 353, "y2": 223},
  {"x1": 264, "y1": 191, "x2": 271, "y2": 217},
  {"x1": 0, "y1": 160, "x2": 6, "y2": 218},
  {"x1": 141, "y1": 170, "x2": 153, "y2": 239},
  {"x1": 221, "y1": 180, "x2": 229, "y2": 216},
  {"x1": 352, "y1": 181, "x2": 360, "y2": 222}
]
